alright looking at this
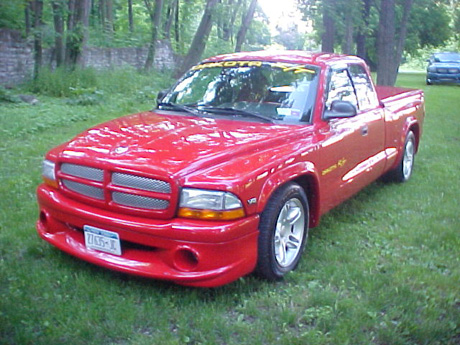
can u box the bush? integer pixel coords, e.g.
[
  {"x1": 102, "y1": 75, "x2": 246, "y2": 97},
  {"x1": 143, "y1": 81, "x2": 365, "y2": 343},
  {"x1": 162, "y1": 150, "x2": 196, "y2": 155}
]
[
  {"x1": 28, "y1": 67, "x2": 99, "y2": 97},
  {"x1": 0, "y1": 86, "x2": 21, "y2": 103},
  {"x1": 26, "y1": 66, "x2": 174, "y2": 99},
  {"x1": 65, "y1": 87, "x2": 105, "y2": 106}
]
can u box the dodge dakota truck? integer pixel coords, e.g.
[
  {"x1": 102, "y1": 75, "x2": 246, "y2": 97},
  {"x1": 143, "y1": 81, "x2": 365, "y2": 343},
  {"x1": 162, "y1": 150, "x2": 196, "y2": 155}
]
[{"x1": 36, "y1": 51, "x2": 425, "y2": 287}]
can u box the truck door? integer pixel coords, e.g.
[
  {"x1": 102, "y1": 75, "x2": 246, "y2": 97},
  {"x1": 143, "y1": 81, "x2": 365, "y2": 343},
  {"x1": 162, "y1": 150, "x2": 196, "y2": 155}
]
[{"x1": 319, "y1": 65, "x2": 385, "y2": 213}]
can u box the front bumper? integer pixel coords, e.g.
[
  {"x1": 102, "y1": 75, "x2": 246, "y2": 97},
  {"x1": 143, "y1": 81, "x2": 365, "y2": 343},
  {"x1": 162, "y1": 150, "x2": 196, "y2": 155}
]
[
  {"x1": 426, "y1": 72, "x2": 460, "y2": 85},
  {"x1": 36, "y1": 185, "x2": 260, "y2": 287}
]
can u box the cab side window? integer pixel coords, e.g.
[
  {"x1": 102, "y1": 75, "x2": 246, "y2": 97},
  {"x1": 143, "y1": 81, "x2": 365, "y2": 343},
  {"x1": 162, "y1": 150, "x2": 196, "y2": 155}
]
[
  {"x1": 348, "y1": 64, "x2": 379, "y2": 110},
  {"x1": 326, "y1": 69, "x2": 358, "y2": 110}
]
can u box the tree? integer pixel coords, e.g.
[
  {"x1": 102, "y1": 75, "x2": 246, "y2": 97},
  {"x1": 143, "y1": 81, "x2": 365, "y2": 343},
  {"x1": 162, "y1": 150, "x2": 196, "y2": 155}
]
[
  {"x1": 98, "y1": 0, "x2": 115, "y2": 39},
  {"x1": 144, "y1": 0, "x2": 163, "y2": 71},
  {"x1": 65, "y1": 0, "x2": 92, "y2": 67},
  {"x1": 356, "y1": 0, "x2": 371, "y2": 62},
  {"x1": 321, "y1": 0, "x2": 335, "y2": 52},
  {"x1": 376, "y1": 0, "x2": 413, "y2": 86},
  {"x1": 405, "y1": 0, "x2": 452, "y2": 54},
  {"x1": 128, "y1": 0, "x2": 134, "y2": 32},
  {"x1": 31, "y1": 0, "x2": 44, "y2": 78},
  {"x1": 218, "y1": 0, "x2": 243, "y2": 42},
  {"x1": 51, "y1": 0, "x2": 65, "y2": 67},
  {"x1": 235, "y1": 0, "x2": 258, "y2": 52},
  {"x1": 175, "y1": 0, "x2": 219, "y2": 77},
  {"x1": 376, "y1": 0, "x2": 395, "y2": 85},
  {"x1": 163, "y1": 0, "x2": 179, "y2": 40}
]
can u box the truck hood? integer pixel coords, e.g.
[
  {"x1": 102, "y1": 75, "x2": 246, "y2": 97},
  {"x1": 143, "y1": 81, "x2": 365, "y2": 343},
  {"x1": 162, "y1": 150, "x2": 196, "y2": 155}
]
[{"x1": 57, "y1": 111, "x2": 309, "y2": 178}]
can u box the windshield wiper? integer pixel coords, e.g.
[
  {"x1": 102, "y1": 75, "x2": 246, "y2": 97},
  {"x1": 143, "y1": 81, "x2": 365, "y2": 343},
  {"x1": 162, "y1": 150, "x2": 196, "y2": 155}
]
[
  {"x1": 157, "y1": 102, "x2": 204, "y2": 118},
  {"x1": 198, "y1": 106, "x2": 274, "y2": 123}
]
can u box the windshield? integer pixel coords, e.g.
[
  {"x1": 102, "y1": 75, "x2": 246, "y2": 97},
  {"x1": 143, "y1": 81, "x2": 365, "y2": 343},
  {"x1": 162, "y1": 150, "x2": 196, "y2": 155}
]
[
  {"x1": 434, "y1": 53, "x2": 460, "y2": 62},
  {"x1": 160, "y1": 61, "x2": 320, "y2": 124}
]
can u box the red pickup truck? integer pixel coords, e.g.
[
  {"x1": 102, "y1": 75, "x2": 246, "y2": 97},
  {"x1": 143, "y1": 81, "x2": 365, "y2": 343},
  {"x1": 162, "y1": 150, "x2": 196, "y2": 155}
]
[{"x1": 36, "y1": 51, "x2": 424, "y2": 287}]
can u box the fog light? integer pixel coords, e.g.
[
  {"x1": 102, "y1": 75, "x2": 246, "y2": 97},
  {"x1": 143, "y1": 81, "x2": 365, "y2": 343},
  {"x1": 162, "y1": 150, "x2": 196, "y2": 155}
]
[
  {"x1": 173, "y1": 248, "x2": 199, "y2": 271},
  {"x1": 39, "y1": 211, "x2": 48, "y2": 226}
]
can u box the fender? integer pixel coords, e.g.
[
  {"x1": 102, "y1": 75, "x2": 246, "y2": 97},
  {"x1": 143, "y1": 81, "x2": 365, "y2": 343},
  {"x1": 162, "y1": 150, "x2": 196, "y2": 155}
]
[
  {"x1": 388, "y1": 116, "x2": 420, "y2": 171},
  {"x1": 256, "y1": 161, "x2": 321, "y2": 227}
]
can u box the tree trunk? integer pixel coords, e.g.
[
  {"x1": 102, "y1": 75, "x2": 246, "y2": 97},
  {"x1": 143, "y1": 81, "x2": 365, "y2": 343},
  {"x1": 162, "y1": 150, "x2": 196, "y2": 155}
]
[
  {"x1": 174, "y1": 0, "x2": 180, "y2": 43},
  {"x1": 391, "y1": 0, "x2": 413, "y2": 82},
  {"x1": 376, "y1": 0, "x2": 395, "y2": 86},
  {"x1": 376, "y1": 0, "x2": 413, "y2": 86},
  {"x1": 342, "y1": 14, "x2": 353, "y2": 54},
  {"x1": 104, "y1": 0, "x2": 114, "y2": 38},
  {"x1": 144, "y1": 0, "x2": 163, "y2": 71},
  {"x1": 235, "y1": 0, "x2": 257, "y2": 52},
  {"x1": 52, "y1": 0, "x2": 65, "y2": 67},
  {"x1": 321, "y1": 0, "x2": 335, "y2": 52},
  {"x1": 99, "y1": 0, "x2": 106, "y2": 30},
  {"x1": 224, "y1": 0, "x2": 243, "y2": 42},
  {"x1": 25, "y1": 1, "x2": 32, "y2": 37},
  {"x1": 31, "y1": 0, "x2": 44, "y2": 79},
  {"x1": 175, "y1": 0, "x2": 219, "y2": 77},
  {"x1": 356, "y1": 0, "x2": 371, "y2": 63},
  {"x1": 164, "y1": 0, "x2": 178, "y2": 39},
  {"x1": 128, "y1": 0, "x2": 134, "y2": 32},
  {"x1": 65, "y1": 0, "x2": 92, "y2": 68}
]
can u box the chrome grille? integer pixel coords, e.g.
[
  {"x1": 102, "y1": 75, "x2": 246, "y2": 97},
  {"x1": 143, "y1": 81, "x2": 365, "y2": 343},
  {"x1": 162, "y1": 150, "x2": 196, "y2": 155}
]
[
  {"x1": 112, "y1": 192, "x2": 169, "y2": 210},
  {"x1": 62, "y1": 179, "x2": 104, "y2": 200},
  {"x1": 112, "y1": 173, "x2": 171, "y2": 193},
  {"x1": 61, "y1": 163, "x2": 103, "y2": 181},
  {"x1": 436, "y1": 68, "x2": 458, "y2": 74},
  {"x1": 58, "y1": 162, "x2": 174, "y2": 215}
]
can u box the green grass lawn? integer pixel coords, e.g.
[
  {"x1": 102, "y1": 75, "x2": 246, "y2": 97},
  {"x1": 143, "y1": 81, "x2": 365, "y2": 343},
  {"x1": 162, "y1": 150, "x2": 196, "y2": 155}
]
[{"x1": 0, "y1": 72, "x2": 459, "y2": 345}]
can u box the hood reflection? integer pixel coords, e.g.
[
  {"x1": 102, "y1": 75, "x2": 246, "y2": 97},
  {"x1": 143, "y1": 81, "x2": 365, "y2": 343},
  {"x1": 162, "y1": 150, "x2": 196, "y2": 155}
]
[{"x1": 64, "y1": 111, "x2": 307, "y2": 176}]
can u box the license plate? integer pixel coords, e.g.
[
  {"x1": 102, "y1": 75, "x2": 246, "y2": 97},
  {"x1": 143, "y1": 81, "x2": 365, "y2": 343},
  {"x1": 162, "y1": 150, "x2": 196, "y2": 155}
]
[{"x1": 84, "y1": 225, "x2": 122, "y2": 256}]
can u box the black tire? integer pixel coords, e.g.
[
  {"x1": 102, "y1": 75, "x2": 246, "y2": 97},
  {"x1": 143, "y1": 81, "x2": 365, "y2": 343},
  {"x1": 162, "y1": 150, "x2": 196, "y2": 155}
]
[
  {"x1": 384, "y1": 131, "x2": 416, "y2": 183},
  {"x1": 256, "y1": 182, "x2": 309, "y2": 281}
]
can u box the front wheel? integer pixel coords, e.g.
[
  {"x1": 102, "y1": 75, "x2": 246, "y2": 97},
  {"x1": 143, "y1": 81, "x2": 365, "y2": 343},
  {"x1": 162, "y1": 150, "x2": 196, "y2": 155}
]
[{"x1": 256, "y1": 182, "x2": 309, "y2": 281}]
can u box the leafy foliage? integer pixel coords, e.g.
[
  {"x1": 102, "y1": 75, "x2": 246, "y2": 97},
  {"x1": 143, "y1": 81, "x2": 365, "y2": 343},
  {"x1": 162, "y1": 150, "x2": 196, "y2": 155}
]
[
  {"x1": 298, "y1": 0, "x2": 456, "y2": 60},
  {"x1": 0, "y1": 0, "x2": 25, "y2": 30},
  {"x1": 0, "y1": 87, "x2": 22, "y2": 103},
  {"x1": 406, "y1": 0, "x2": 452, "y2": 53},
  {"x1": 25, "y1": 66, "x2": 173, "y2": 99}
]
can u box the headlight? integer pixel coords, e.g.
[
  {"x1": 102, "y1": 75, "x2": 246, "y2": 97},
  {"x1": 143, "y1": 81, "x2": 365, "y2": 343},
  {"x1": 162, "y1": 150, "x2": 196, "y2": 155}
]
[
  {"x1": 427, "y1": 66, "x2": 437, "y2": 73},
  {"x1": 42, "y1": 159, "x2": 58, "y2": 188},
  {"x1": 178, "y1": 188, "x2": 245, "y2": 220}
]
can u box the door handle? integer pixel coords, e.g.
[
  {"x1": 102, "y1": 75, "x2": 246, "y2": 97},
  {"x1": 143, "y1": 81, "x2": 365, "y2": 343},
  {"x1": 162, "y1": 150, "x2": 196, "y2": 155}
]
[{"x1": 361, "y1": 125, "x2": 368, "y2": 136}]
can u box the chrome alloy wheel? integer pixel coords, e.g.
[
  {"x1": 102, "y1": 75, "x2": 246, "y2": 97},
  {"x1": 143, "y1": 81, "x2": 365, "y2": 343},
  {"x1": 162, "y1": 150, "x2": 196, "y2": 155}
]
[
  {"x1": 274, "y1": 198, "x2": 306, "y2": 268},
  {"x1": 403, "y1": 137, "x2": 415, "y2": 180}
]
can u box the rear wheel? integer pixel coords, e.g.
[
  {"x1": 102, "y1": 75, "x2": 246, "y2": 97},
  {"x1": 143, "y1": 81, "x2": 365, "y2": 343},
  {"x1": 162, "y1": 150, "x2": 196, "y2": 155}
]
[
  {"x1": 256, "y1": 182, "x2": 309, "y2": 281},
  {"x1": 384, "y1": 131, "x2": 416, "y2": 183}
]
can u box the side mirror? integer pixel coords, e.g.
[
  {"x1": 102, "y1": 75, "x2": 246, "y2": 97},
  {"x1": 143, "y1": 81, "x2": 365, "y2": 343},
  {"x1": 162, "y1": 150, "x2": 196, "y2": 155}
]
[
  {"x1": 323, "y1": 100, "x2": 357, "y2": 120},
  {"x1": 157, "y1": 89, "x2": 169, "y2": 105}
]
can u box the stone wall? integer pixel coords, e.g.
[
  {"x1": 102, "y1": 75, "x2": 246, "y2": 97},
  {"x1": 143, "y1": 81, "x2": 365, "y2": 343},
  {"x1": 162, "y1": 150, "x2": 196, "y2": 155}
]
[
  {"x1": 0, "y1": 29, "x2": 35, "y2": 86},
  {"x1": 0, "y1": 29, "x2": 177, "y2": 86}
]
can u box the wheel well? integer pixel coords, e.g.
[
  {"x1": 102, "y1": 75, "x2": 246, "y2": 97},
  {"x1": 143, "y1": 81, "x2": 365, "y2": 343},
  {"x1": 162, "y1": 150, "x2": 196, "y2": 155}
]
[
  {"x1": 409, "y1": 124, "x2": 421, "y2": 153},
  {"x1": 292, "y1": 174, "x2": 320, "y2": 228}
]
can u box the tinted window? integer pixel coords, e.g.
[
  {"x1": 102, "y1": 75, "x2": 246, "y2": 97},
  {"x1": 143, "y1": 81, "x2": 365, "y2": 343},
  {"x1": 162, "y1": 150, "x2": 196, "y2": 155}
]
[
  {"x1": 349, "y1": 64, "x2": 379, "y2": 110},
  {"x1": 326, "y1": 69, "x2": 358, "y2": 109}
]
